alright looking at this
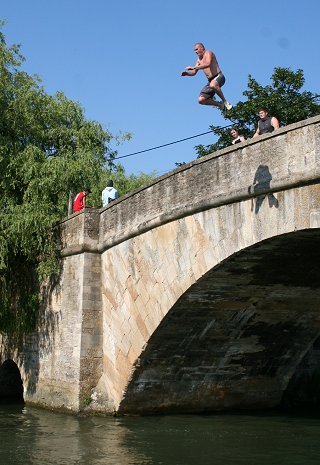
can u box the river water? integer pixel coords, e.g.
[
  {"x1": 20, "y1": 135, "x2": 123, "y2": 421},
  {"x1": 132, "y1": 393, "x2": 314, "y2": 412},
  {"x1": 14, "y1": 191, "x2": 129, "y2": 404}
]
[{"x1": 1, "y1": 403, "x2": 320, "y2": 465}]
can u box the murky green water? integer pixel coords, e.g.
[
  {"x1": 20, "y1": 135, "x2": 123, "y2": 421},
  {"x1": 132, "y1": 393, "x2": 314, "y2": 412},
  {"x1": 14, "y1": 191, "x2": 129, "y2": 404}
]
[{"x1": 1, "y1": 403, "x2": 320, "y2": 465}]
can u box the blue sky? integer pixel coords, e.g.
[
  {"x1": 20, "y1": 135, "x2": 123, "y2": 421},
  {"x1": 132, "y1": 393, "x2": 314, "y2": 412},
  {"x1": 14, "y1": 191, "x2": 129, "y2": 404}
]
[{"x1": 2, "y1": 0, "x2": 319, "y2": 175}]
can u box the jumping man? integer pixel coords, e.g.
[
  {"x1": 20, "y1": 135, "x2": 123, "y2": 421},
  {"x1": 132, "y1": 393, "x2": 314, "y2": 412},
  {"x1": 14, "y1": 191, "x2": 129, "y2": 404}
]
[{"x1": 181, "y1": 42, "x2": 232, "y2": 111}]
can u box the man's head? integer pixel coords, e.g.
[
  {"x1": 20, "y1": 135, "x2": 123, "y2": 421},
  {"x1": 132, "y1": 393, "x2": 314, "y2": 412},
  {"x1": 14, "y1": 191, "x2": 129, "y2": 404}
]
[
  {"x1": 194, "y1": 43, "x2": 205, "y2": 57},
  {"x1": 84, "y1": 187, "x2": 91, "y2": 194},
  {"x1": 258, "y1": 108, "x2": 269, "y2": 119},
  {"x1": 107, "y1": 180, "x2": 114, "y2": 187}
]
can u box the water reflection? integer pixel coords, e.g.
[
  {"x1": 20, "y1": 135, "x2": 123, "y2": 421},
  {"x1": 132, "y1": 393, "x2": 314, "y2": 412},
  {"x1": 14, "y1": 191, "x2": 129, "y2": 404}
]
[{"x1": 1, "y1": 404, "x2": 320, "y2": 465}]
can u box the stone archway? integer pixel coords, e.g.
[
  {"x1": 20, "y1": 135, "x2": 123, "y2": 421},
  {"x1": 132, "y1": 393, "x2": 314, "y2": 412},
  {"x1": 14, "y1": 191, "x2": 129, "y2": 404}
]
[
  {"x1": 0, "y1": 360, "x2": 24, "y2": 402},
  {"x1": 119, "y1": 229, "x2": 320, "y2": 414}
]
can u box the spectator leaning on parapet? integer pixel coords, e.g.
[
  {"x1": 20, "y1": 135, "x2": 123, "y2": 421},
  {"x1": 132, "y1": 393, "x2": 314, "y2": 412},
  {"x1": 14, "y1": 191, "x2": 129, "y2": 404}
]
[
  {"x1": 253, "y1": 108, "x2": 280, "y2": 138},
  {"x1": 230, "y1": 127, "x2": 246, "y2": 145},
  {"x1": 73, "y1": 188, "x2": 91, "y2": 213},
  {"x1": 102, "y1": 180, "x2": 119, "y2": 207}
]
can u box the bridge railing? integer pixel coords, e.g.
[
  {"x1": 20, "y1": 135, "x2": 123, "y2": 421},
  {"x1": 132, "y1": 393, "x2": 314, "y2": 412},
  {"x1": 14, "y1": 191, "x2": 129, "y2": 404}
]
[{"x1": 60, "y1": 115, "x2": 320, "y2": 257}]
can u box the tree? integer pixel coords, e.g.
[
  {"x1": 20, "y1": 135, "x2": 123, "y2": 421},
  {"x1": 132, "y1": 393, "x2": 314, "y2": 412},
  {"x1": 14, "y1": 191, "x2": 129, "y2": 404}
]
[
  {"x1": 86, "y1": 163, "x2": 157, "y2": 208},
  {"x1": 195, "y1": 67, "x2": 320, "y2": 157},
  {"x1": 0, "y1": 25, "x2": 141, "y2": 332},
  {"x1": 110, "y1": 165, "x2": 157, "y2": 197}
]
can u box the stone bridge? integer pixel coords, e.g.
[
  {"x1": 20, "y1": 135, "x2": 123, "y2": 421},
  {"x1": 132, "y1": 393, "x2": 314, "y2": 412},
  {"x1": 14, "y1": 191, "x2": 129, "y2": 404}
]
[{"x1": 1, "y1": 115, "x2": 320, "y2": 415}]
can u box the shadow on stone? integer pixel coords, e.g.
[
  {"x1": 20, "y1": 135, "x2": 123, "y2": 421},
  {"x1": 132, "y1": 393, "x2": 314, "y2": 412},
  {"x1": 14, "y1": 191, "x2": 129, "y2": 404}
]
[{"x1": 250, "y1": 165, "x2": 279, "y2": 214}]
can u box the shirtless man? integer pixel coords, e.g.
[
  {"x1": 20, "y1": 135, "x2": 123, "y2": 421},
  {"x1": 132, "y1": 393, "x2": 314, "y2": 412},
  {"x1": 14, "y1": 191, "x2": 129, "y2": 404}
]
[{"x1": 181, "y1": 43, "x2": 232, "y2": 111}]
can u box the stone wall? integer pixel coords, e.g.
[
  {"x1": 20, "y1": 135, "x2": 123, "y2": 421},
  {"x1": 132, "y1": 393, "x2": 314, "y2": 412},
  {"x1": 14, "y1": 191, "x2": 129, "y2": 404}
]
[{"x1": 0, "y1": 213, "x2": 103, "y2": 411}]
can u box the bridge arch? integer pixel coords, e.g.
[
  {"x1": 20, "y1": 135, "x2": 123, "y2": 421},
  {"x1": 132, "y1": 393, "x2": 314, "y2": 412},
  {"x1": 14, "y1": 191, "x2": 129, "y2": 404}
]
[
  {"x1": 94, "y1": 116, "x2": 320, "y2": 413},
  {"x1": 118, "y1": 228, "x2": 320, "y2": 413},
  {"x1": 0, "y1": 359, "x2": 24, "y2": 402},
  {"x1": 100, "y1": 178, "x2": 320, "y2": 413}
]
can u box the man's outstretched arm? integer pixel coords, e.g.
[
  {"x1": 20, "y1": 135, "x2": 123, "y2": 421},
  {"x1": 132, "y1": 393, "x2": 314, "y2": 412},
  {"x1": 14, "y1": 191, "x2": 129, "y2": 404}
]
[{"x1": 181, "y1": 63, "x2": 199, "y2": 76}]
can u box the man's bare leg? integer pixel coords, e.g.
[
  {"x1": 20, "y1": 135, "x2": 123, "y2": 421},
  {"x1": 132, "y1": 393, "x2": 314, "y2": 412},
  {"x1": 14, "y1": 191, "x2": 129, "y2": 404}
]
[
  {"x1": 209, "y1": 81, "x2": 232, "y2": 110},
  {"x1": 198, "y1": 96, "x2": 223, "y2": 108},
  {"x1": 209, "y1": 82, "x2": 226, "y2": 101}
]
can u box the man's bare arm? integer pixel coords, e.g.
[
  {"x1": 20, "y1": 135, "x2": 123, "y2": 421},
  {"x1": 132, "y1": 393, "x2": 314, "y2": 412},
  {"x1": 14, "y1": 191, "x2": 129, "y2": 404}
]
[
  {"x1": 272, "y1": 117, "x2": 280, "y2": 130},
  {"x1": 181, "y1": 59, "x2": 200, "y2": 76},
  {"x1": 181, "y1": 68, "x2": 198, "y2": 76},
  {"x1": 190, "y1": 50, "x2": 213, "y2": 71},
  {"x1": 253, "y1": 127, "x2": 260, "y2": 138}
]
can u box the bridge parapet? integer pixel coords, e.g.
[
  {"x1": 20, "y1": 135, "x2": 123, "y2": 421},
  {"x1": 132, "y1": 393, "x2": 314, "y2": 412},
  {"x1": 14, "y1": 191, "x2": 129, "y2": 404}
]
[
  {"x1": 58, "y1": 115, "x2": 320, "y2": 257},
  {"x1": 59, "y1": 207, "x2": 100, "y2": 256},
  {"x1": 101, "y1": 116, "x2": 320, "y2": 253}
]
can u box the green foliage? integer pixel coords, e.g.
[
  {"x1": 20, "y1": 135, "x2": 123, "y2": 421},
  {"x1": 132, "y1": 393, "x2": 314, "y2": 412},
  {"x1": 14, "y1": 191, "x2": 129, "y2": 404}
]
[
  {"x1": 0, "y1": 24, "x2": 156, "y2": 333},
  {"x1": 0, "y1": 25, "x2": 136, "y2": 333},
  {"x1": 82, "y1": 396, "x2": 92, "y2": 406},
  {"x1": 87, "y1": 164, "x2": 158, "y2": 208},
  {"x1": 111, "y1": 165, "x2": 157, "y2": 197},
  {"x1": 195, "y1": 67, "x2": 320, "y2": 157}
]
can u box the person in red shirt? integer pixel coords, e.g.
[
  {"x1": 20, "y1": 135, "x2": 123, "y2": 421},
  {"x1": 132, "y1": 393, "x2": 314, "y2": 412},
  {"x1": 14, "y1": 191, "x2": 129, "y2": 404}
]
[{"x1": 73, "y1": 188, "x2": 91, "y2": 213}]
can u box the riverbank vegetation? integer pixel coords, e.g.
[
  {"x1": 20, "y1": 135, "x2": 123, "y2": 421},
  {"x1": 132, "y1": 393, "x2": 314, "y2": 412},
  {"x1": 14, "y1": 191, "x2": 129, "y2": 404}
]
[{"x1": 0, "y1": 24, "x2": 156, "y2": 332}]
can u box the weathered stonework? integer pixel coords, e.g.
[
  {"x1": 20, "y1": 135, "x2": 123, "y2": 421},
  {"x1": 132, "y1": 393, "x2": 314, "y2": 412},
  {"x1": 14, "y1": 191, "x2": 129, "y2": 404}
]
[{"x1": 1, "y1": 116, "x2": 320, "y2": 414}]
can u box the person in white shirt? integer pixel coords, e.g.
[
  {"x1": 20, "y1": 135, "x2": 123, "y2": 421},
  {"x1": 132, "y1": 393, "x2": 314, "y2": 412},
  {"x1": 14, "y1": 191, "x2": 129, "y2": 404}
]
[{"x1": 102, "y1": 180, "x2": 118, "y2": 207}]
